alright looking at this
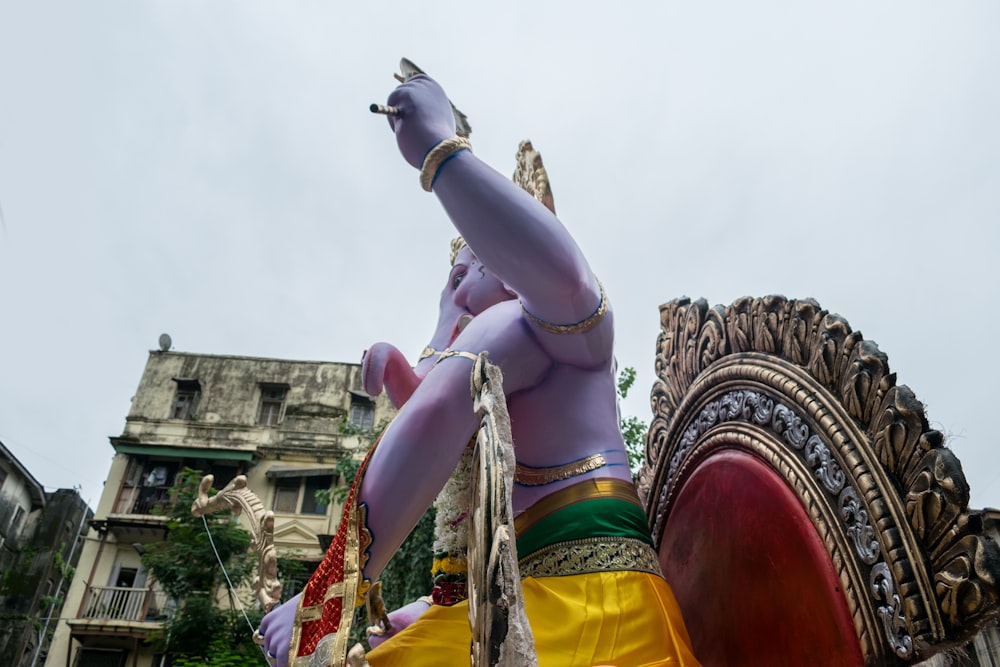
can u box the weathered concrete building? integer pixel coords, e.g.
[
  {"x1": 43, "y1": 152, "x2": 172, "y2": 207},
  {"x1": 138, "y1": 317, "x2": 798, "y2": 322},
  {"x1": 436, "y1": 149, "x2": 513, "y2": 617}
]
[
  {"x1": 0, "y1": 441, "x2": 92, "y2": 666},
  {"x1": 44, "y1": 350, "x2": 395, "y2": 667}
]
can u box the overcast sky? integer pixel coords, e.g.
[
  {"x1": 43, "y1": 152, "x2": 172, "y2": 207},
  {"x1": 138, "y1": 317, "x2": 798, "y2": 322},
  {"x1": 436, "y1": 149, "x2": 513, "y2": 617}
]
[{"x1": 1, "y1": 2, "x2": 997, "y2": 512}]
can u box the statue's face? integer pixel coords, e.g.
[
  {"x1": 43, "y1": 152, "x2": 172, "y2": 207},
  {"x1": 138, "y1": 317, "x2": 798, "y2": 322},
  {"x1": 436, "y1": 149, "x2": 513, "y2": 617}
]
[{"x1": 445, "y1": 246, "x2": 516, "y2": 340}]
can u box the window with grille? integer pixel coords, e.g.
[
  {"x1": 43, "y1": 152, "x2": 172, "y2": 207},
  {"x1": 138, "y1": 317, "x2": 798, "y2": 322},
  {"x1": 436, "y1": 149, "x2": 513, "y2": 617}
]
[{"x1": 349, "y1": 396, "x2": 375, "y2": 431}]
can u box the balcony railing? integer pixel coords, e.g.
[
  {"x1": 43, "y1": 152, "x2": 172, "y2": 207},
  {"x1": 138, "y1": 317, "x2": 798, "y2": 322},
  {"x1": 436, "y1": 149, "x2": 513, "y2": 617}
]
[
  {"x1": 112, "y1": 485, "x2": 173, "y2": 516},
  {"x1": 80, "y1": 585, "x2": 170, "y2": 622}
]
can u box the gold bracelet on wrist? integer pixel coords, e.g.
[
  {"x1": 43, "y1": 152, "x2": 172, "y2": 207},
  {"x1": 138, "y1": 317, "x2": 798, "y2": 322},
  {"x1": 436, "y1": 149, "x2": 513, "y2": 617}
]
[{"x1": 420, "y1": 136, "x2": 472, "y2": 192}]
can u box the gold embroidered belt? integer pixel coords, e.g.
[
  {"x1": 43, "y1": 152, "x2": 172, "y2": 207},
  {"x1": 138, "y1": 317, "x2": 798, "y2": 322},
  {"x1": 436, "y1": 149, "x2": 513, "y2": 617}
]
[
  {"x1": 514, "y1": 453, "x2": 607, "y2": 486},
  {"x1": 517, "y1": 536, "x2": 663, "y2": 579}
]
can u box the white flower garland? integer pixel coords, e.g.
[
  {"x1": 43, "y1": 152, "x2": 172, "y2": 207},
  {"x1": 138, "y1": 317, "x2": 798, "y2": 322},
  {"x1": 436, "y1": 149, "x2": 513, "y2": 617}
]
[{"x1": 433, "y1": 444, "x2": 474, "y2": 557}]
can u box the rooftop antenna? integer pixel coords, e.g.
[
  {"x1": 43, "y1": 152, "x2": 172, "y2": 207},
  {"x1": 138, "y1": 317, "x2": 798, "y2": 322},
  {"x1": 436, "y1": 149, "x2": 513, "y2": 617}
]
[{"x1": 158, "y1": 333, "x2": 172, "y2": 352}]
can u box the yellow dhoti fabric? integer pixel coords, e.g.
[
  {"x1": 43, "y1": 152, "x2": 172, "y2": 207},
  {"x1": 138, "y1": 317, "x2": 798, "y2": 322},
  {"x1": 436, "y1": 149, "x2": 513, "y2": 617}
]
[{"x1": 366, "y1": 570, "x2": 700, "y2": 667}]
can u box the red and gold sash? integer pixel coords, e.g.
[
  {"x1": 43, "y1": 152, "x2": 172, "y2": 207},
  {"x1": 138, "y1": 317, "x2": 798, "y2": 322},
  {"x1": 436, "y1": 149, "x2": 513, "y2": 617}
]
[{"x1": 288, "y1": 438, "x2": 379, "y2": 666}]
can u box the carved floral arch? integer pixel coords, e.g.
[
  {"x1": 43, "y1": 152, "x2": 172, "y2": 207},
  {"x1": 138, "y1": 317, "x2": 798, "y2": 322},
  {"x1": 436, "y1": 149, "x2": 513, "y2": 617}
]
[{"x1": 637, "y1": 296, "x2": 999, "y2": 666}]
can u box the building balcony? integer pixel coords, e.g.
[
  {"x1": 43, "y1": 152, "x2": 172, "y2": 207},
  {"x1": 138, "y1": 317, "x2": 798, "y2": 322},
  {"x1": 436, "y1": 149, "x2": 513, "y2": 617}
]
[
  {"x1": 112, "y1": 484, "x2": 172, "y2": 516},
  {"x1": 68, "y1": 585, "x2": 171, "y2": 635}
]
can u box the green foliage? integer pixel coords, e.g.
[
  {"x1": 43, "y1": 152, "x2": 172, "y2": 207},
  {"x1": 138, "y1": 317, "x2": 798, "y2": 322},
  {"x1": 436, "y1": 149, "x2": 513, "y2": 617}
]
[
  {"x1": 311, "y1": 417, "x2": 390, "y2": 508},
  {"x1": 379, "y1": 506, "x2": 436, "y2": 611},
  {"x1": 331, "y1": 454, "x2": 362, "y2": 504},
  {"x1": 141, "y1": 470, "x2": 253, "y2": 602},
  {"x1": 140, "y1": 468, "x2": 261, "y2": 661},
  {"x1": 276, "y1": 555, "x2": 308, "y2": 584},
  {"x1": 52, "y1": 545, "x2": 75, "y2": 582},
  {"x1": 160, "y1": 599, "x2": 267, "y2": 666},
  {"x1": 617, "y1": 366, "x2": 648, "y2": 473},
  {"x1": 169, "y1": 627, "x2": 269, "y2": 666}
]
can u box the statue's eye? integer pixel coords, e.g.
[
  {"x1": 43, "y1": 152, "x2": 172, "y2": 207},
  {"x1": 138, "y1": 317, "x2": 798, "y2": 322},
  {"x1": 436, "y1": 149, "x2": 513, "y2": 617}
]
[{"x1": 452, "y1": 272, "x2": 465, "y2": 289}]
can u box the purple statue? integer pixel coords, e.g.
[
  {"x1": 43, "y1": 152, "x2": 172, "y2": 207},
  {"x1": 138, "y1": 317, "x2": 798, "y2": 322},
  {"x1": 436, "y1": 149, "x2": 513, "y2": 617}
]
[{"x1": 258, "y1": 69, "x2": 699, "y2": 667}]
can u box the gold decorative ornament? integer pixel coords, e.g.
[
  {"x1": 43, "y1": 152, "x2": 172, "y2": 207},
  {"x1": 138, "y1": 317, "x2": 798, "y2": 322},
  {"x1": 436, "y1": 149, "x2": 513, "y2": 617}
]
[
  {"x1": 431, "y1": 348, "x2": 480, "y2": 368},
  {"x1": 450, "y1": 237, "x2": 468, "y2": 266},
  {"x1": 418, "y1": 346, "x2": 442, "y2": 361},
  {"x1": 420, "y1": 136, "x2": 472, "y2": 192},
  {"x1": 521, "y1": 281, "x2": 608, "y2": 335},
  {"x1": 514, "y1": 453, "x2": 607, "y2": 486},
  {"x1": 512, "y1": 140, "x2": 556, "y2": 215},
  {"x1": 517, "y1": 536, "x2": 663, "y2": 579}
]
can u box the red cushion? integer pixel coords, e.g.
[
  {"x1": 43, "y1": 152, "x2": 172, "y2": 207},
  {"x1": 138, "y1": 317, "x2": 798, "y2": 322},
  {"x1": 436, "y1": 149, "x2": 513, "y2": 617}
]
[{"x1": 659, "y1": 449, "x2": 863, "y2": 666}]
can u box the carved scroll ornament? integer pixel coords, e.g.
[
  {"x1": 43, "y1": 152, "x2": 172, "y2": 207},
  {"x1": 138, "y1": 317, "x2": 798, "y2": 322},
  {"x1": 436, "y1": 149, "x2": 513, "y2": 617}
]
[
  {"x1": 191, "y1": 474, "x2": 282, "y2": 613},
  {"x1": 639, "y1": 296, "x2": 1000, "y2": 664}
]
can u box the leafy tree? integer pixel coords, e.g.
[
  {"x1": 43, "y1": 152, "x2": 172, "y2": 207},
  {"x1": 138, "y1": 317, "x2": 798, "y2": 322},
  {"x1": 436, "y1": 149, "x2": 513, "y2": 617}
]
[
  {"x1": 140, "y1": 468, "x2": 267, "y2": 665},
  {"x1": 618, "y1": 366, "x2": 648, "y2": 474}
]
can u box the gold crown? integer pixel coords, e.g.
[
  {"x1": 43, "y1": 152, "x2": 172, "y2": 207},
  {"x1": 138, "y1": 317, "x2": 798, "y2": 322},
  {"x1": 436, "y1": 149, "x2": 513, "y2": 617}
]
[{"x1": 450, "y1": 237, "x2": 468, "y2": 265}]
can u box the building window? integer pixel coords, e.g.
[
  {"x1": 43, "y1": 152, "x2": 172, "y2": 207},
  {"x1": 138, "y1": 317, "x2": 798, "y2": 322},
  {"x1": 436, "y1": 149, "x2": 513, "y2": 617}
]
[
  {"x1": 272, "y1": 478, "x2": 300, "y2": 513},
  {"x1": 270, "y1": 475, "x2": 333, "y2": 516},
  {"x1": 171, "y1": 379, "x2": 201, "y2": 420},
  {"x1": 133, "y1": 461, "x2": 178, "y2": 515},
  {"x1": 258, "y1": 384, "x2": 288, "y2": 426},
  {"x1": 301, "y1": 476, "x2": 330, "y2": 515},
  {"x1": 9, "y1": 505, "x2": 25, "y2": 537},
  {"x1": 349, "y1": 395, "x2": 374, "y2": 431}
]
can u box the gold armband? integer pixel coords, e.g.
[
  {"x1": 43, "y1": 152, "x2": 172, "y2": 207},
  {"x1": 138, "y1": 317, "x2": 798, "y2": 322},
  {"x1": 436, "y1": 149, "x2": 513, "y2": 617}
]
[
  {"x1": 521, "y1": 281, "x2": 608, "y2": 335},
  {"x1": 420, "y1": 137, "x2": 472, "y2": 192}
]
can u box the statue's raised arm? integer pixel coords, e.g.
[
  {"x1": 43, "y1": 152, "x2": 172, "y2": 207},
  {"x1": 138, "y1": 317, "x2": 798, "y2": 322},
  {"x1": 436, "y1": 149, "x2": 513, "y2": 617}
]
[{"x1": 385, "y1": 75, "x2": 607, "y2": 356}]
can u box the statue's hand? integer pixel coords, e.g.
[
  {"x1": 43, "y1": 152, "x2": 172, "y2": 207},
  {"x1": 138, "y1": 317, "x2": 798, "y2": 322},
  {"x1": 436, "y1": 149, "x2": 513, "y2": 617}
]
[
  {"x1": 385, "y1": 75, "x2": 456, "y2": 170},
  {"x1": 367, "y1": 597, "x2": 433, "y2": 650},
  {"x1": 258, "y1": 592, "x2": 299, "y2": 667},
  {"x1": 361, "y1": 343, "x2": 420, "y2": 409}
]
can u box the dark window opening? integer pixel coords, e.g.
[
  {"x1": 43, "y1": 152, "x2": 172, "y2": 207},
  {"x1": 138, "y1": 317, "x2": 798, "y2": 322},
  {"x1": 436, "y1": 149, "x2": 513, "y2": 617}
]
[
  {"x1": 115, "y1": 567, "x2": 138, "y2": 588},
  {"x1": 258, "y1": 384, "x2": 288, "y2": 426},
  {"x1": 271, "y1": 475, "x2": 333, "y2": 515},
  {"x1": 301, "y1": 475, "x2": 333, "y2": 515},
  {"x1": 10, "y1": 505, "x2": 25, "y2": 537},
  {"x1": 74, "y1": 648, "x2": 127, "y2": 667},
  {"x1": 171, "y1": 379, "x2": 201, "y2": 420},
  {"x1": 118, "y1": 459, "x2": 244, "y2": 515}
]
